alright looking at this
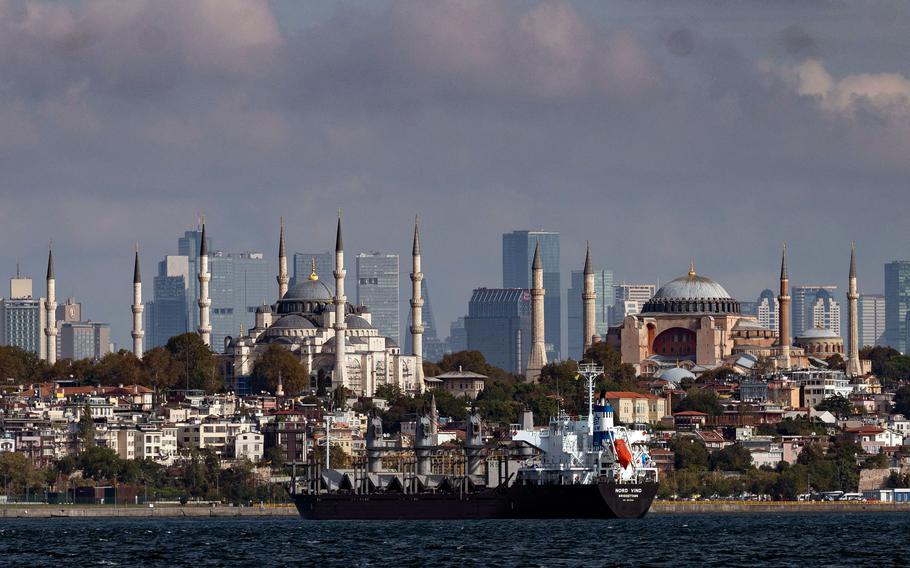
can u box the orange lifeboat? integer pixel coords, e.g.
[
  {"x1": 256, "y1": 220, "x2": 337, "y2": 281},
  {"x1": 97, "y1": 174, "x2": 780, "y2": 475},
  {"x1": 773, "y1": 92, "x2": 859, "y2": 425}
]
[{"x1": 615, "y1": 439, "x2": 633, "y2": 469}]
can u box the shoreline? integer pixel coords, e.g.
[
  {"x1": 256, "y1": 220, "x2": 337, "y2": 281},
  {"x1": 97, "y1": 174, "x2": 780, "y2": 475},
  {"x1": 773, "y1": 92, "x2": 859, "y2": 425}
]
[{"x1": 650, "y1": 500, "x2": 910, "y2": 514}]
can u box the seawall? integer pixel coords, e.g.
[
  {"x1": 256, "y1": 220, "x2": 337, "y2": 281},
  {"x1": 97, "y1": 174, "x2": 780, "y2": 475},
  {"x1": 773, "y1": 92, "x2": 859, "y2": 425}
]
[
  {"x1": 651, "y1": 500, "x2": 910, "y2": 514},
  {"x1": 0, "y1": 504, "x2": 298, "y2": 518}
]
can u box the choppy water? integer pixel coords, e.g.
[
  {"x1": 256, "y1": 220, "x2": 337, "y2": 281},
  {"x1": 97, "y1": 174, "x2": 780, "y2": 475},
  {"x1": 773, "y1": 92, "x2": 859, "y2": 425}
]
[{"x1": 0, "y1": 513, "x2": 908, "y2": 567}]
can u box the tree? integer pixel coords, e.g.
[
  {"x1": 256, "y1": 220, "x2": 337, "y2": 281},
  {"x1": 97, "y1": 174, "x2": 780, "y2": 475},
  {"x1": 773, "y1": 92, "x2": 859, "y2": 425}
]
[
  {"x1": 0, "y1": 452, "x2": 46, "y2": 495},
  {"x1": 583, "y1": 342, "x2": 636, "y2": 386},
  {"x1": 329, "y1": 445, "x2": 351, "y2": 469},
  {"x1": 165, "y1": 333, "x2": 222, "y2": 393},
  {"x1": 825, "y1": 353, "x2": 846, "y2": 371},
  {"x1": 894, "y1": 385, "x2": 910, "y2": 416},
  {"x1": 250, "y1": 345, "x2": 309, "y2": 395},
  {"x1": 674, "y1": 388, "x2": 723, "y2": 415},
  {"x1": 815, "y1": 394, "x2": 853, "y2": 418},
  {"x1": 142, "y1": 347, "x2": 179, "y2": 391},
  {"x1": 710, "y1": 443, "x2": 753, "y2": 473},
  {"x1": 0, "y1": 345, "x2": 45, "y2": 383},
  {"x1": 671, "y1": 437, "x2": 709, "y2": 471},
  {"x1": 91, "y1": 350, "x2": 145, "y2": 386},
  {"x1": 753, "y1": 356, "x2": 775, "y2": 377},
  {"x1": 332, "y1": 386, "x2": 349, "y2": 410},
  {"x1": 79, "y1": 404, "x2": 96, "y2": 450}
]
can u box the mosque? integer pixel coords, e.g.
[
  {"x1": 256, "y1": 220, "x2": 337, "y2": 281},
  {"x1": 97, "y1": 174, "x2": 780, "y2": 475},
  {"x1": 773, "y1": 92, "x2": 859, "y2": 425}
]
[{"x1": 217, "y1": 218, "x2": 426, "y2": 397}]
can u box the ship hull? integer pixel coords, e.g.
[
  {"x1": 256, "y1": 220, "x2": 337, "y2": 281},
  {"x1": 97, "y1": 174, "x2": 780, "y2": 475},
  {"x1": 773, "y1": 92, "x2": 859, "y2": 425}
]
[{"x1": 294, "y1": 481, "x2": 657, "y2": 520}]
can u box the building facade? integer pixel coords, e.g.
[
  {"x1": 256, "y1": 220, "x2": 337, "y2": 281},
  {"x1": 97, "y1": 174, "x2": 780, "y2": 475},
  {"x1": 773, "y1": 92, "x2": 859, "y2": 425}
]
[
  {"x1": 502, "y1": 231, "x2": 560, "y2": 360},
  {"x1": 464, "y1": 288, "x2": 531, "y2": 374},
  {"x1": 567, "y1": 268, "x2": 613, "y2": 360},
  {"x1": 0, "y1": 277, "x2": 46, "y2": 359},
  {"x1": 612, "y1": 284, "x2": 656, "y2": 325},
  {"x1": 60, "y1": 322, "x2": 111, "y2": 360},
  {"x1": 147, "y1": 256, "x2": 190, "y2": 349},
  {"x1": 208, "y1": 251, "x2": 272, "y2": 351},
  {"x1": 755, "y1": 289, "x2": 779, "y2": 331},
  {"x1": 858, "y1": 294, "x2": 886, "y2": 348},
  {"x1": 355, "y1": 252, "x2": 400, "y2": 345},
  {"x1": 792, "y1": 285, "x2": 841, "y2": 338},
  {"x1": 885, "y1": 261, "x2": 910, "y2": 353}
]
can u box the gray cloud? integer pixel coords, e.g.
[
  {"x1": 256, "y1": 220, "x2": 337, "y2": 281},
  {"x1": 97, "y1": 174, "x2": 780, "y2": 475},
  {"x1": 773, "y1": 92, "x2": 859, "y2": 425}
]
[{"x1": 1, "y1": 0, "x2": 909, "y2": 348}]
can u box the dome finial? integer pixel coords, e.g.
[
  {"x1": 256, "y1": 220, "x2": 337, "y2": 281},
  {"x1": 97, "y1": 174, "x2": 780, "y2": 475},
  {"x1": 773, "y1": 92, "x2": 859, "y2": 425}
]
[
  {"x1": 309, "y1": 257, "x2": 319, "y2": 281},
  {"x1": 688, "y1": 257, "x2": 696, "y2": 278}
]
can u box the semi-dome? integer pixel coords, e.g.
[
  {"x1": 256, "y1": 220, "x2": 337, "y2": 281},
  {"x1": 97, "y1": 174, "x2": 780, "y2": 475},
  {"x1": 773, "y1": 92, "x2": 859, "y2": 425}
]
[
  {"x1": 271, "y1": 314, "x2": 317, "y2": 329},
  {"x1": 345, "y1": 315, "x2": 374, "y2": 329},
  {"x1": 642, "y1": 263, "x2": 740, "y2": 315}
]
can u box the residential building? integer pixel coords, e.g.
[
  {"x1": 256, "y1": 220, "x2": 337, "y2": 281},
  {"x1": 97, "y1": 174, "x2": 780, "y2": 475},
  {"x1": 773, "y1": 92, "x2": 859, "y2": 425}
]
[
  {"x1": 755, "y1": 289, "x2": 779, "y2": 331},
  {"x1": 464, "y1": 288, "x2": 531, "y2": 374},
  {"x1": 885, "y1": 261, "x2": 910, "y2": 352},
  {"x1": 858, "y1": 294, "x2": 886, "y2": 348},
  {"x1": 567, "y1": 268, "x2": 613, "y2": 359},
  {"x1": 792, "y1": 285, "x2": 840, "y2": 337},
  {"x1": 355, "y1": 252, "x2": 400, "y2": 344},
  {"x1": 796, "y1": 370, "x2": 853, "y2": 408},
  {"x1": 502, "y1": 230, "x2": 561, "y2": 359},
  {"x1": 234, "y1": 431, "x2": 264, "y2": 462},
  {"x1": 60, "y1": 321, "x2": 111, "y2": 361},
  {"x1": 428, "y1": 368, "x2": 487, "y2": 400},
  {"x1": 612, "y1": 284, "x2": 655, "y2": 325},
  {"x1": 603, "y1": 392, "x2": 667, "y2": 424}
]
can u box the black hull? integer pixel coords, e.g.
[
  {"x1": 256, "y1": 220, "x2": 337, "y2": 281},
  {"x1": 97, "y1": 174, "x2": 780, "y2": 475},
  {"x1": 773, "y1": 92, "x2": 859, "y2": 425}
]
[{"x1": 294, "y1": 482, "x2": 657, "y2": 520}]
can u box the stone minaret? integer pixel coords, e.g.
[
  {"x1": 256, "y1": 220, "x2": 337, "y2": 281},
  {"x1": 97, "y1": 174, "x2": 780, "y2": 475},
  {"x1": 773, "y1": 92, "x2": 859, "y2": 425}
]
[
  {"x1": 777, "y1": 244, "x2": 791, "y2": 370},
  {"x1": 197, "y1": 223, "x2": 212, "y2": 347},
  {"x1": 277, "y1": 216, "x2": 289, "y2": 300},
  {"x1": 45, "y1": 244, "x2": 57, "y2": 365},
  {"x1": 582, "y1": 242, "x2": 596, "y2": 357},
  {"x1": 131, "y1": 245, "x2": 144, "y2": 358},
  {"x1": 333, "y1": 217, "x2": 347, "y2": 390},
  {"x1": 410, "y1": 216, "x2": 424, "y2": 381},
  {"x1": 846, "y1": 242, "x2": 862, "y2": 377},
  {"x1": 526, "y1": 243, "x2": 547, "y2": 382}
]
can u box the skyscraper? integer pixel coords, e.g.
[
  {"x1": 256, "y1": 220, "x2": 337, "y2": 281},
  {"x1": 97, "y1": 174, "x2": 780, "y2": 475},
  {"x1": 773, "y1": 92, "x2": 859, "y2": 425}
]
[
  {"x1": 447, "y1": 317, "x2": 467, "y2": 353},
  {"x1": 612, "y1": 284, "x2": 655, "y2": 325},
  {"x1": 208, "y1": 251, "x2": 271, "y2": 351},
  {"x1": 792, "y1": 286, "x2": 840, "y2": 337},
  {"x1": 885, "y1": 261, "x2": 910, "y2": 353},
  {"x1": 465, "y1": 288, "x2": 531, "y2": 373},
  {"x1": 291, "y1": 252, "x2": 334, "y2": 287},
  {"x1": 60, "y1": 321, "x2": 110, "y2": 360},
  {"x1": 858, "y1": 294, "x2": 886, "y2": 348},
  {"x1": 567, "y1": 268, "x2": 613, "y2": 360},
  {"x1": 355, "y1": 252, "x2": 400, "y2": 344},
  {"x1": 148, "y1": 256, "x2": 190, "y2": 348},
  {"x1": 502, "y1": 230, "x2": 560, "y2": 359},
  {"x1": 755, "y1": 289, "x2": 779, "y2": 331},
  {"x1": 0, "y1": 276, "x2": 46, "y2": 359},
  {"x1": 405, "y1": 279, "x2": 446, "y2": 363}
]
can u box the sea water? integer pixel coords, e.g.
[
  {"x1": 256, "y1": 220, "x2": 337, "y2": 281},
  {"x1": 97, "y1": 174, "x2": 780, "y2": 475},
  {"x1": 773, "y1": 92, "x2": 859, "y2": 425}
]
[{"x1": 0, "y1": 513, "x2": 907, "y2": 567}]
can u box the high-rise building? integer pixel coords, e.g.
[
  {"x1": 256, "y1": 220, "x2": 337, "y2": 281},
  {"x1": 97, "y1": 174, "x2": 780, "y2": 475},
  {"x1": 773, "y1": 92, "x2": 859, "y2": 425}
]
[
  {"x1": 447, "y1": 317, "x2": 467, "y2": 353},
  {"x1": 148, "y1": 256, "x2": 190, "y2": 349},
  {"x1": 465, "y1": 288, "x2": 531, "y2": 373},
  {"x1": 792, "y1": 286, "x2": 840, "y2": 336},
  {"x1": 355, "y1": 252, "x2": 400, "y2": 344},
  {"x1": 612, "y1": 284, "x2": 655, "y2": 325},
  {"x1": 858, "y1": 294, "x2": 886, "y2": 348},
  {"x1": 178, "y1": 228, "x2": 208, "y2": 333},
  {"x1": 885, "y1": 261, "x2": 910, "y2": 353},
  {"x1": 567, "y1": 268, "x2": 613, "y2": 360},
  {"x1": 405, "y1": 279, "x2": 446, "y2": 363},
  {"x1": 0, "y1": 276, "x2": 46, "y2": 359},
  {"x1": 60, "y1": 321, "x2": 110, "y2": 360},
  {"x1": 755, "y1": 289, "x2": 779, "y2": 331},
  {"x1": 291, "y1": 252, "x2": 334, "y2": 287},
  {"x1": 502, "y1": 231, "x2": 560, "y2": 359},
  {"x1": 208, "y1": 251, "x2": 271, "y2": 351}
]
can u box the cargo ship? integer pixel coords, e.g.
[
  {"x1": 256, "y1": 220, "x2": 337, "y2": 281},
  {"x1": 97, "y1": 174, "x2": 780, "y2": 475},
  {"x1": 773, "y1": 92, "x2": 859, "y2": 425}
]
[{"x1": 292, "y1": 364, "x2": 658, "y2": 520}]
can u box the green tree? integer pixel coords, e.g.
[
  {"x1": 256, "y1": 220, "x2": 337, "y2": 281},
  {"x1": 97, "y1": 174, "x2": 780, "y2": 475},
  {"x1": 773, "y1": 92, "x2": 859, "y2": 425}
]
[
  {"x1": 815, "y1": 394, "x2": 853, "y2": 418},
  {"x1": 825, "y1": 353, "x2": 846, "y2": 371},
  {"x1": 328, "y1": 445, "x2": 351, "y2": 469},
  {"x1": 583, "y1": 342, "x2": 637, "y2": 386},
  {"x1": 78, "y1": 446, "x2": 121, "y2": 481},
  {"x1": 165, "y1": 333, "x2": 222, "y2": 393},
  {"x1": 79, "y1": 404, "x2": 96, "y2": 450},
  {"x1": 674, "y1": 388, "x2": 723, "y2": 415},
  {"x1": 91, "y1": 350, "x2": 146, "y2": 386},
  {"x1": 250, "y1": 345, "x2": 309, "y2": 395},
  {"x1": 671, "y1": 437, "x2": 709, "y2": 471},
  {"x1": 709, "y1": 443, "x2": 753, "y2": 473},
  {"x1": 0, "y1": 452, "x2": 46, "y2": 494},
  {"x1": 142, "y1": 346, "x2": 178, "y2": 391},
  {"x1": 893, "y1": 385, "x2": 910, "y2": 416},
  {"x1": 0, "y1": 345, "x2": 45, "y2": 383}
]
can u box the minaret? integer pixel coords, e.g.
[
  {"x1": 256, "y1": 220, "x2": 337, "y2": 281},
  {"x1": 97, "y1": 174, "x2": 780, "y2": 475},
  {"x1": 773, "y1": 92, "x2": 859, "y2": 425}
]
[
  {"x1": 333, "y1": 216, "x2": 347, "y2": 391},
  {"x1": 197, "y1": 222, "x2": 212, "y2": 347},
  {"x1": 777, "y1": 244, "x2": 791, "y2": 370},
  {"x1": 846, "y1": 242, "x2": 862, "y2": 377},
  {"x1": 526, "y1": 243, "x2": 547, "y2": 382},
  {"x1": 410, "y1": 216, "x2": 425, "y2": 382},
  {"x1": 582, "y1": 242, "x2": 596, "y2": 357},
  {"x1": 277, "y1": 216, "x2": 289, "y2": 300},
  {"x1": 131, "y1": 245, "x2": 144, "y2": 358},
  {"x1": 45, "y1": 243, "x2": 57, "y2": 365}
]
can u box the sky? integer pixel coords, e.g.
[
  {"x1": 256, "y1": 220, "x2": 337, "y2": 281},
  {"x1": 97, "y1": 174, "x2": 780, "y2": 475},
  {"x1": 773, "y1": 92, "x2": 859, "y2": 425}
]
[{"x1": 1, "y1": 0, "x2": 910, "y2": 349}]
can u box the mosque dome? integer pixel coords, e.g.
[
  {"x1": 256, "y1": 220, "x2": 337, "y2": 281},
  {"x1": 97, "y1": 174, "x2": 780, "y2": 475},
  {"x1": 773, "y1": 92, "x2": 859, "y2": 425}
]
[
  {"x1": 282, "y1": 279, "x2": 334, "y2": 302},
  {"x1": 345, "y1": 315, "x2": 374, "y2": 329},
  {"x1": 642, "y1": 262, "x2": 740, "y2": 315},
  {"x1": 797, "y1": 327, "x2": 839, "y2": 340},
  {"x1": 658, "y1": 367, "x2": 696, "y2": 383},
  {"x1": 271, "y1": 314, "x2": 317, "y2": 329}
]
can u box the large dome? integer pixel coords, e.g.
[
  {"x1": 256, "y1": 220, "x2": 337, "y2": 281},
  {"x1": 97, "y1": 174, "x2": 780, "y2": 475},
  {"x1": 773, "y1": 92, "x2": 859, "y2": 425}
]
[
  {"x1": 282, "y1": 279, "x2": 334, "y2": 302},
  {"x1": 642, "y1": 267, "x2": 740, "y2": 315}
]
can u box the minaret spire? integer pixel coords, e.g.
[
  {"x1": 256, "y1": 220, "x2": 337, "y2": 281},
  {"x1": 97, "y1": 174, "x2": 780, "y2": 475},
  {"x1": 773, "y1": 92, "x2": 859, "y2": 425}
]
[
  {"x1": 132, "y1": 244, "x2": 144, "y2": 358},
  {"x1": 526, "y1": 243, "x2": 547, "y2": 382},
  {"x1": 44, "y1": 242, "x2": 57, "y2": 364},
  {"x1": 777, "y1": 243, "x2": 791, "y2": 370},
  {"x1": 197, "y1": 222, "x2": 212, "y2": 347},
  {"x1": 277, "y1": 216, "x2": 289, "y2": 300},
  {"x1": 846, "y1": 242, "x2": 862, "y2": 377},
  {"x1": 410, "y1": 215, "x2": 425, "y2": 388},
  {"x1": 582, "y1": 242, "x2": 596, "y2": 356},
  {"x1": 333, "y1": 215, "x2": 347, "y2": 392}
]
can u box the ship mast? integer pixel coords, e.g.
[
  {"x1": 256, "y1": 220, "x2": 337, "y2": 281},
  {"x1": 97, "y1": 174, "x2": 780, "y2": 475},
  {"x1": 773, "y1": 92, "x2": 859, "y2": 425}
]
[{"x1": 577, "y1": 362, "x2": 603, "y2": 437}]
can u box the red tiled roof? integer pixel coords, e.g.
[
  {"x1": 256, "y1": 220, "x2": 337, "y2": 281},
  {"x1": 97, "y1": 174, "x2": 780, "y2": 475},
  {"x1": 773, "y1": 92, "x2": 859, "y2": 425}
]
[
  {"x1": 673, "y1": 411, "x2": 708, "y2": 417},
  {"x1": 604, "y1": 391, "x2": 660, "y2": 400},
  {"x1": 844, "y1": 425, "x2": 885, "y2": 434}
]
